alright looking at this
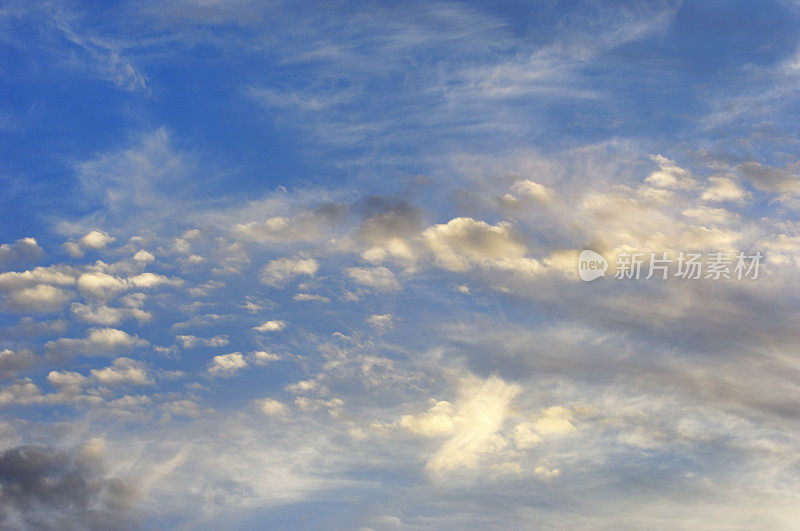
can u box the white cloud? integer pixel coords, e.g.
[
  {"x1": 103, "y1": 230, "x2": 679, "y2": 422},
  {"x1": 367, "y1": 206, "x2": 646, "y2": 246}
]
[
  {"x1": 3, "y1": 284, "x2": 72, "y2": 312},
  {"x1": 510, "y1": 180, "x2": 553, "y2": 203},
  {"x1": 293, "y1": 293, "x2": 331, "y2": 303},
  {"x1": 70, "y1": 302, "x2": 151, "y2": 325},
  {"x1": 701, "y1": 175, "x2": 749, "y2": 203},
  {"x1": 91, "y1": 357, "x2": 152, "y2": 386},
  {"x1": 422, "y1": 217, "x2": 541, "y2": 275},
  {"x1": 250, "y1": 351, "x2": 280, "y2": 366},
  {"x1": 397, "y1": 375, "x2": 521, "y2": 475},
  {"x1": 175, "y1": 335, "x2": 229, "y2": 349},
  {"x1": 45, "y1": 327, "x2": 148, "y2": 358},
  {"x1": 79, "y1": 230, "x2": 115, "y2": 249},
  {"x1": 63, "y1": 231, "x2": 116, "y2": 257},
  {"x1": 0, "y1": 237, "x2": 43, "y2": 264},
  {"x1": 345, "y1": 266, "x2": 400, "y2": 291},
  {"x1": 256, "y1": 397, "x2": 287, "y2": 417},
  {"x1": 261, "y1": 257, "x2": 319, "y2": 286},
  {"x1": 366, "y1": 313, "x2": 393, "y2": 331},
  {"x1": 253, "y1": 320, "x2": 287, "y2": 332},
  {"x1": 133, "y1": 249, "x2": 155, "y2": 263},
  {"x1": 645, "y1": 154, "x2": 695, "y2": 189},
  {"x1": 208, "y1": 352, "x2": 248, "y2": 377}
]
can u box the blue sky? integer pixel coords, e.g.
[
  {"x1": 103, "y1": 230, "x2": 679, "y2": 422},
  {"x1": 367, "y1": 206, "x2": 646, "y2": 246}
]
[{"x1": 2, "y1": 0, "x2": 800, "y2": 528}]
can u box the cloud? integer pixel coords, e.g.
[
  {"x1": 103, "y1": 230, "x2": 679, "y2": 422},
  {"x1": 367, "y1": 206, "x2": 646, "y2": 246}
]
[
  {"x1": 63, "y1": 231, "x2": 115, "y2": 258},
  {"x1": 293, "y1": 293, "x2": 331, "y2": 303},
  {"x1": 2, "y1": 284, "x2": 72, "y2": 313},
  {"x1": 366, "y1": 313, "x2": 393, "y2": 331},
  {"x1": 91, "y1": 357, "x2": 152, "y2": 386},
  {"x1": 45, "y1": 328, "x2": 148, "y2": 359},
  {"x1": 0, "y1": 348, "x2": 37, "y2": 380},
  {"x1": 701, "y1": 175, "x2": 749, "y2": 203},
  {"x1": 422, "y1": 217, "x2": 541, "y2": 275},
  {"x1": 422, "y1": 376, "x2": 520, "y2": 474},
  {"x1": 75, "y1": 271, "x2": 181, "y2": 299},
  {"x1": 260, "y1": 257, "x2": 319, "y2": 287},
  {"x1": 345, "y1": 266, "x2": 400, "y2": 291},
  {"x1": 645, "y1": 155, "x2": 695, "y2": 189},
  {"x1": 207, "y1": 352, "x2": 248, "y2": 377},
  {"x1": 735, "y1": 161, "x2": 800, "y2": 199},
  {"x1": 0, "y1": 237, "x2": 43, "y2": 265},
  {"x1": 175, "y1": 335, "x2": 229, "y2": 349},
  {"x1": 256, "y1": 397, "x2": 287, "y2": 417},
  {"x1": 133, "y1": 250, "x2": 155, "y2": 264},
  {"x1": 250, "y1": 351, "x2": 280, "y2": 366},
  {"x1": 253, "y1": 320, "x2": 287, "y2": 332},
  {"x1": 509, "y1": 180, "x2": 553, "y2": 203},
  {"x1": 0, "y1": 444, "x2": 137, "y2": 530},
  {"x1": 70, "y1": 303, "x2": 151, "y2": 325}
]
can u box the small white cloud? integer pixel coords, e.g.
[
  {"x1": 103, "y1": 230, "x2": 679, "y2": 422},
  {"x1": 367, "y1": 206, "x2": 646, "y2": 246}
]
[
  {"x1": 253, "y1": 320, "x2": 287, "y2": 332},
  {"x1": 256, "y1": 397, "x2": 287, "y2": 417},
  {"x1": 510, "y1": 180, "x2": 553, "y2": 203},
  {"x1": 293, "y1": 293, "x2": 331, "y2": 303},
  {"x1": 79, "y1": 230, "x2": 115, "y2": 250},
  {"x1": 133, "y1": 249, "x2": 155, "y2": 263},
  {"x1": 175, "y1": 335, "x2": 229, "y2": 349},
  {"x1": 250, "y1": 351, "x2": 280, "y2": 366},
  {"x1": 701, "y1": 175, "x2": 749, "y2": 203},
  {"x1": 261, "y1": 257, "x2": 319, "y2": 287},
  {"x1": 208, "y1": 352, "x2": 248, "y2": 377},
  {"x1": 366, "y1": 313, "x2": 393, "y2": 331},
  {"x1": 346, "y1": 266, "x2": 401, "y2": 291},
  {"x1": 91, "y1": 357, "x2": 151, "y2": 386},
  {"x1": 645, "y1": 154, "x2": 695, "y2": 189}
]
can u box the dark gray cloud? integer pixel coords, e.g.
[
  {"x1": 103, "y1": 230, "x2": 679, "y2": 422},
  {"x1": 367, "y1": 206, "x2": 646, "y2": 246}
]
[{"x1": 0, "y1": 445, "x2": 138, "y2": 531}]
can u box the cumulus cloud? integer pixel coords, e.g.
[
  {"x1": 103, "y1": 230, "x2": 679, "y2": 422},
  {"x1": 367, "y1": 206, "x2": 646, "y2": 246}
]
[
  {"x1": 45, "y1": 328, "x2": 148, "y2": 359},
  {"x1": 260, "y1": 257, "x2": 319, "y2": 286},
  {"x1": 250, "y1": 351, "x2": 280, "y2": 366},
  {"x1": 366, "y1": 313, "x2": 393, "y2": 331},
  {"x1": 175, "y1": 335, "x2": 229, "y2": 349},
  {"x1": 70, "y1": 303, "x2": 151, "y2": 325},
  {"x1": 63, "y1": 231, "x2": 115, "y2": 257},
  {"x1": 91, "y1": 357, "x2": 152, "y2": 386},
  {"x1": 509, "y1": 179, "x2": 553, "y2": 203},
  {"x1": 645, "y1": 155, "x2": 695, "y2": 189},
  {"x1": 2, "y1": 284, "x2": 72, "y2": 313},
  {"x1": 0, "y1": 237, "x2": 43, "y2": 265},
  {"x1": 0, "y1": 348, "x2": 37, "y2": 380},
  {"x1": 701, "y1": 175, "x2": 749, "y2": 203},
  {"x1": 132, "y1": 250, "x2": 155, "y2": 263},
  {"x1": 345, "y1": 266, "x2": 400, "y2": 291},
  {"x1": 208, "y1": 352, "x2": 248, "y2": 377},
  {"x1": 75, "y1": 271, "x2": 181, "y2": 299},
  {"x1": 253, "y1": 320, "x2": 287, "y2": 332},
  {"x1": 256, "y1": 397, "x2": 287, "y2": 417},
  {"x1": 422, "y1": 217, "x2": 541, "y2": 275}
]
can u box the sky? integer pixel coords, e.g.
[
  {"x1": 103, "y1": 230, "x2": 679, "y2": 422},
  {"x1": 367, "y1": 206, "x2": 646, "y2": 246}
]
[{"x1": 1, "y1": 0, "x2": 800, "y2": 528}]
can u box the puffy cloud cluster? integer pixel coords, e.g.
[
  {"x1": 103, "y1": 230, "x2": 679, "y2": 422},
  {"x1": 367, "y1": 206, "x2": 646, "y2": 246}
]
[{"x1": 63, "y1": 230, "x2": 115, "y2": 258}]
